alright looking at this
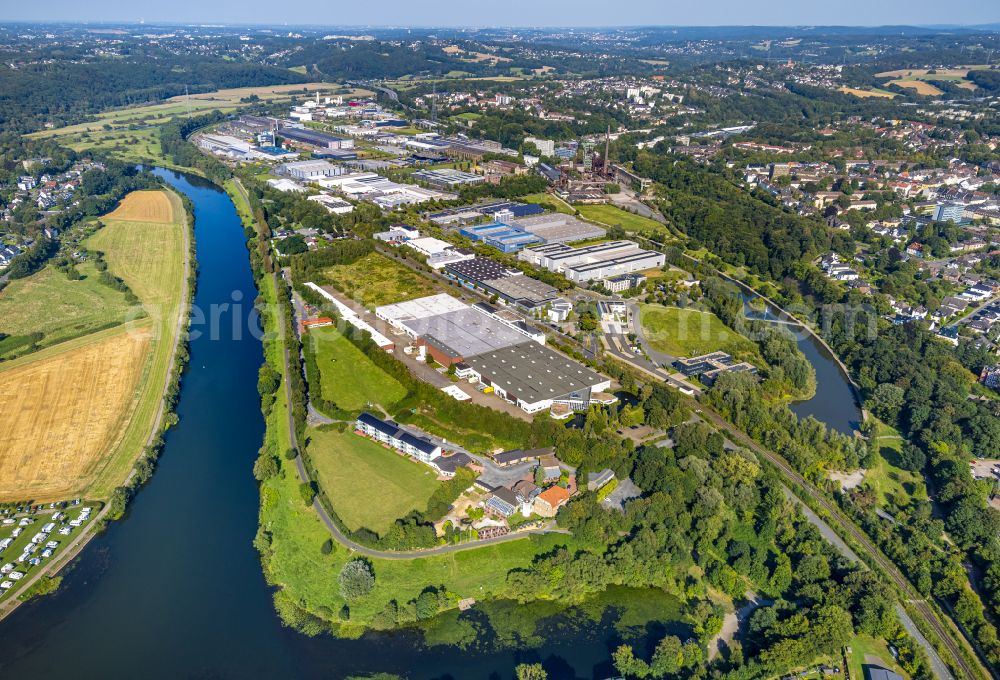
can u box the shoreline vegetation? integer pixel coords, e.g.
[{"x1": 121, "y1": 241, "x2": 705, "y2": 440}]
[
  {"x1": 0, "y1": 185, "x2": 195, "y2": 618},
  {"x1": 231, "y1": 171, "x2": 939, "y2": 680}
]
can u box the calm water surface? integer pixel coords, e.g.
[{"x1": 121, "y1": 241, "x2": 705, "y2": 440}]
[{"x1": 0, "y1": 170, "x2": 664, "y2": 680}]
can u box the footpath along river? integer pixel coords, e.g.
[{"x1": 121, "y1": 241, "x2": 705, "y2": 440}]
[{"x1": 0, "y1": 169, "x2": 695, "y2": 679}]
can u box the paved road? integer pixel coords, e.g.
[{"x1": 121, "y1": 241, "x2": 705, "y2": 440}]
[
  {"x1": 262, "y1": 215, "x2": 567, "y2": 560},
  {"x1": 700, "y1": 405, "x2": 973, "y2": 680}
]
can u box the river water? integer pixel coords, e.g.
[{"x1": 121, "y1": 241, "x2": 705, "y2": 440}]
[
  {"x1": 0, "y1": 170, "x2": 682, "y2": 680},
  {"x1": 742, "y1": 295, "x2": 862, "y2": 436}
]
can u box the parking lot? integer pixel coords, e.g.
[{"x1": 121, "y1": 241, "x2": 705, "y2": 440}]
[{"x1": 970, "y1": 459, "x2": 1000, "y2": 481}]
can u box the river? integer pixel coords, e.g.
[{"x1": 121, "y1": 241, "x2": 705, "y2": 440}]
[
  {"x1": 742, "y1": 294, "x2": 862, "y2": 436},
  {"x1": 0, "y1": 170, "x2": 681, "y2": 679}
]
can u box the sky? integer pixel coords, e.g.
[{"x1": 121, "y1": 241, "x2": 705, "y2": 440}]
[{"x1": 4, "y1": 0, "x2": 1000, "y2": 27}]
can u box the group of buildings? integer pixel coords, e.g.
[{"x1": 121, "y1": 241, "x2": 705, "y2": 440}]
[
  {"x1": 375, "y1": 293, "x2": 614, "y2": 416},
  {"x1": 354, "y1": 412, "x2": 472, "y2": 478}
]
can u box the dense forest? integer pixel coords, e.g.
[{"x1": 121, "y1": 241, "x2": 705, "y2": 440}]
[{"x1": 0, "y1": 53, "x2": 305, "y2": 133}]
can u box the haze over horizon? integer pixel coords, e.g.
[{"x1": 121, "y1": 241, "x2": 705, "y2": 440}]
[{"x1": 5, "y1": 0, "x2": 1000, "y2": 29}]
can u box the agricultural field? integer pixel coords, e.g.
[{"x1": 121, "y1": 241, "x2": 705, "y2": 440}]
[
  {"x1": 886, "y1": 79, "x2": 944, "y2": 96},
  {"x1": 307, "y1": 428, "x2": 441, "y2": 533},
  {"x1": 26, "y1": 82, "x2": 371, "y2": 167},
  {"x1": 838, "y1": 87, "x2": 897, "y2": 99},
  {"x1": 308, "y1": 326, "x2": 407, "y2": 412},
  {"x1": 0, "y1": 189, "x2": 188, "y2": 501},
  {"x1": 575, "y1": 203, "x2": 669, "y2": 236},
  {"x1": 0, "y1": 261, "x2": 136, "y2": 356},
  {"x1": 0, "y1": 325, "x2": 151, "y2": 501},
  {"x1": 87, "y1": 191, "x2": 185, "y2": 314},
  {"x1": 639, "y1": 305, "x2": 757, "y2": 359},
  {"x1": 322, "y1": 252, "x2": 440, "y2": 308},
  {"x1": 874, "y1": 66, "x2": 988, "y2": 94}
]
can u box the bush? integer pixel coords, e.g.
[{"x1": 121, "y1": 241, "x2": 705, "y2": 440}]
[
  {"x1": 321, "y1": 538, "x2": 333, "y2": 554},
  {"x1": 339, "y1": 559, "x2": 375, "y2": 601},
  {"x1": 253, "y1": 454, "x2": 279, "y2": 481}
]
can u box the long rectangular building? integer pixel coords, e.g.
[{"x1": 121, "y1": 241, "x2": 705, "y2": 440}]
[
  {"x1": 512, "y1": 213, "x2": 606, "y2": 244},
  {"x1": 518, "y1": 240, "x2": 664, "y2": 283},
  {"x1": 278, "y1": 126, "x2": 354, "y2": 150}
]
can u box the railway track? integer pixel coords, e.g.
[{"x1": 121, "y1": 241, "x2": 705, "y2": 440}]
[{"x1": 699, "y1": 406, "x2": 985, "y2": 680}]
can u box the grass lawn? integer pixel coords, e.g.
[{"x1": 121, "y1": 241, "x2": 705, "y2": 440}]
[
  {"x1": 308, "y1": 428, "x2": 441, "y2": 533},
  {"x1": 521, "y1": 193, "x2": 574, "y2": 215},
  {"x1": 640, "y1": 305, "x2": 757, "y2": 359},
  {"x1": 322, "y1": 252, "x2": 439, "y2": 309},
  {"x1": 864, "y1": 419, "x2": 927, "y2": 509},
  {"x1": 309, "y1": 325, "x2": 407, "y2": 411},
  {"x1": 263, "y1": 440, "x2": 579, "y2": 629},
  {"x1": 0, "y1": 261, "x2": 136, "y2": 356},
  {"x1": 574, "y1": 203, "x2": 668, "y2": 237},
  {"x1": 847, "y1": 634, "x2": 910, "y2": 679}
]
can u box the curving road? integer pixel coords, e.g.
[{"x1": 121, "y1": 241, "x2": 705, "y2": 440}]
[{"x1": 247, "y1": 186, "x2": 568, "y2": 561}]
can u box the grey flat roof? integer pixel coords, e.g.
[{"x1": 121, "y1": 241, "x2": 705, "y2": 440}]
[
  {"x1": 567, "y1": 250, "x2": 664, "y2": 273},
  {"x1": 465, "y1": 342, "x2": 607, "y2": 406},
  {"x1": 446, "y1": 257, "x2": 516, "y2": 283},
  {"x1": 405, "y1": 308, "x2": 526, "y2": 358},
  {"x1": 514, "y1": 214, "x2": 606, "y2": 244},
  {"x1": 483, "y1": 275, "x2": 559, "y2": 304}
]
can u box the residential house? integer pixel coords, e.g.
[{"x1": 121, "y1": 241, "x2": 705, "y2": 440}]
[
  {"x1": 354, "y1": 412, "x2": 442, "y2": 463},
  {"x1": 533, "y1": 485, "x2": 570, "y2": 517}
]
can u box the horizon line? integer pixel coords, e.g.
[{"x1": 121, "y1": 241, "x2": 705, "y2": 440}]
[{"x1": 2, "y1": 20, "x2": 1000, "y2": 31}]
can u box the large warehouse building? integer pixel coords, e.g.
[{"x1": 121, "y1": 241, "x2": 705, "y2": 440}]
[
  {"x1": 518, "y1": 240, "x2": 665, "y2": 283},
  {"x1": 375, "y1": 294, "x2": 612, "y2": 414},
  {"x1": 278, "y1": 126, "x2": 355, "y2": 150},
  {"x1": 512, "y1": 213, "x2": 606, "y2": 244},
  {"x1": 445, "y1": 258, "x2": 559, "y2": 311}
]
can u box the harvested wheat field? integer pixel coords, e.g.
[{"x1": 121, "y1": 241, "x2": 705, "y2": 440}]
[
  {"x1": 838, "y1": 86, "x2": 897, "y2": 99},
  {"x1": 0, "y1": 326, "x2": 152, "y2": 501},
  {"x1": 105, "y1": 190, "x2": 175, "y2": 223},
  {"x1": 887, "y1": 79, "x2": 945, "y2": 96},
  {"x1": 89, "y1": 189, "x2": 184, "y2": 313}
]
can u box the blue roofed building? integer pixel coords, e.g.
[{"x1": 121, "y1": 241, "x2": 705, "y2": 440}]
[{"x1": 459, "y1": 221, "x2": 543, "y2": 253}]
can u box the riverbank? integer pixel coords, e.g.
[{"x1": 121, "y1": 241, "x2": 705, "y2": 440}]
[{"x1": 0, "y1": 185, "x2": 195, "y2": 621}]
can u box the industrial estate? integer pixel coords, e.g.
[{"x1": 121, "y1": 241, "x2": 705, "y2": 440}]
[{"x1": 3, "y1": 16, "x2": 1000, "y2": 680}]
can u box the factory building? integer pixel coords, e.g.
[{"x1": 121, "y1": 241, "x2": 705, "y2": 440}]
[
  {"x1": 444, "y1": 258, "x2": 559, "y2": 311},
  {"x1": 411, "y1": 168, "x2": 485, "y2": 190},
  {"x1": 375, "y1": 294, "x2": 612, "y2": 414},
  {"x1": 512, "y1": 213, "x2": 606, "y2": 244},
  {"x1": 278, "y1": 126, "x2": 355, "y2": 150},
  {"x1": 519, "y1": 240, "x2": 665, "y2": 283},
  {"x1": 278, "y1": 160, "x2": 343, "y2": 180}
]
